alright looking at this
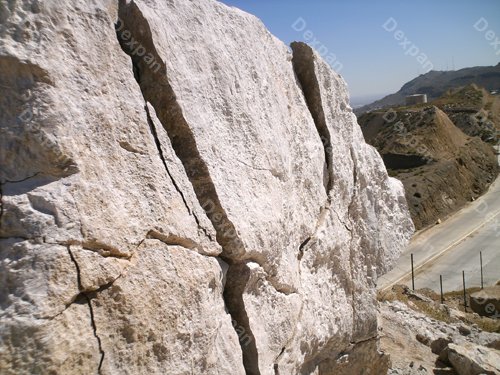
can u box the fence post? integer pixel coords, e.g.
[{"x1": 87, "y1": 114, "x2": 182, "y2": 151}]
[
  {"x1": 411, "y1": 253, "x2": 415, "y2": 291},
  {"x1": 462, "y1": 270, "x2": 467, "y2": 313},
  {"x1": 440, "y1": 275, "x2": 444, "y2": 304}
]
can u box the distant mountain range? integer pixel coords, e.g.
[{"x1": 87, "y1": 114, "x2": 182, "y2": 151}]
[{"x1": 355, "y1": 63, "x2": 500, "y2": 115}]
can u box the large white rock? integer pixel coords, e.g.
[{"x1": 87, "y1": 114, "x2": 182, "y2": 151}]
[
  {"x1": 447, "y1": 343, "x2": 500, "y2": 375},
  {"x1": 0, "y1": 0, "x2": 413, "y2": 374}
]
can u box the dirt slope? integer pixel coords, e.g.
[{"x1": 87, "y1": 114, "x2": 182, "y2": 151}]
[
  {"x1": 433, "y1": 84, "x2": 500, "y2": 143},
  {"x1": 359, "y1": 106, "x2": 498, "y2": 229}
]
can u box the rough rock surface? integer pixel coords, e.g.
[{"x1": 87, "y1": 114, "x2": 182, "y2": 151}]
[
  {"x1": 0, "y1": 0, "x2": 413, "y2": 374},
  {"x1": 447, "y1": 343, "x2": 500, "y2": 375},
  {"x1": 380, "y1": 300, "x2": 500, "y2": 375}
]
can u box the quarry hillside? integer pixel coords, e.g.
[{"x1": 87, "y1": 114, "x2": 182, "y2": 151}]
[{"x1": 358, "y1": 96, "x2": 499, "y2": 230}]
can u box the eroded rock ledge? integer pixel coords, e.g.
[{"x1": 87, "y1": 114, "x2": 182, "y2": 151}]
[{"x1": 0, "y1": 0, "x2": 413, "y2": 374}]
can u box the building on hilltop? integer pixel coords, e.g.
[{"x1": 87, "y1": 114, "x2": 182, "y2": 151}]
[{"x1": 405, "y1": 94, "x2": 428, "y2": 105}]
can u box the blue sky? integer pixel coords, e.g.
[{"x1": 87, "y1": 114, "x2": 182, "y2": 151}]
[{"x1": 219, "y1": 0, "x2": 500, "y2": 102}]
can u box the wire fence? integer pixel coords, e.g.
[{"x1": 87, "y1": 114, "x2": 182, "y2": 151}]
[{"x1": 386, "y1": 248, "x2": 499, "y2": 318}]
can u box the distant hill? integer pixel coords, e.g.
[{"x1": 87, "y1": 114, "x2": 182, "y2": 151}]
[
  {"x1": 358, "y1": 104, "x2": 499, "y2": 229},
  {"x1": 433, "y1": 85, "x2": 500, "y2": 143},
  {"x1": 355, "y1": 63, "x2": 500, "y2": 115}
]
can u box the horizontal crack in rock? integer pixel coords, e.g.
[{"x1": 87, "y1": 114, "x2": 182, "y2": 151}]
[
  {"x1": 350, "y1": 335, "x2": 378, "y2": 346},
  {"x1": 62, "y1": 239, "x2": 131, "y2": 260},
  {"x1": 146, "y1": 229, "x2": 202, "y2": 251}
]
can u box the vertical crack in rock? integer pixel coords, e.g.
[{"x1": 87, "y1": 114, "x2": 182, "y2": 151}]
[
  {"x1": 0, "y1": 183, "x2": 4, "y2": 234},
  {"x1": 144, "y1": 104, "x2": 212, "y2": 241},
  {"x1": 67, "y1": 245, "x2": 82, "y2": 290},
  {"x1": 144, "y1": 103, "x2": 192, "y2": 216},
  {"x1": 272, "y1": 284, "x2": 305, "y2": 371},
  {"x1": 291, "y1": 42, "x2": 362, "y2": 354},
  {"x1": 273, "y1": 344, "x2": 288, "y2": 375},
  {"x1": 347, "y1": 147, "x2": 358, "y2": 218},
  {"x1": 115, "y1": 2, "x2": 259, "y2": 372},
  {"x1": 297, "y1": 237, "x2": 310, "y2": 261},
  {"x1": 291, "y1": 42, "x2": 334, "y2": 256},
  {"x1": 223, "y1": 263, "x2": 261, "y2": 375},
  {"x1": 116, "y1": 0, "x2": 242, "y2": 258},
  {"x1": 84, "y1": 294, "x2": 105, "y2": 374},
  {"x1": 291, "y1": 42, "x2": 334, "y2": 194},
  {"x1": 347, "y1": 146, "x2": 358, "y2": 341},
  {"x1": 273, "y1": 347, "x2": 285, "y2": 375},
  {"x1": 67, "y1": 246, "x2": 105, "y2": 373}
]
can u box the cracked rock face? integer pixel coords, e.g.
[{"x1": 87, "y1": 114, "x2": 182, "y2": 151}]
[{"x1": 0, "y1": 0, "x2": 413, "y2": 374}]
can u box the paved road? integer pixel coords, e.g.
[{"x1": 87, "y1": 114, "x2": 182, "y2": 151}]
[
  {"x1": 413, "y1": 223, "x2": 500, "y2": 292},
  {"x1": 378, "y1": 146, "x2": 500, "y2": 292}
]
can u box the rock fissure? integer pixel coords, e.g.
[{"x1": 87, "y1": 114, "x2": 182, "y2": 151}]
[
  {"x1": 291, "y1": 42, "x2": 334, "y2": 194},
  {"x1": 273, "y1": 347, "x2": 286, "y2": 375},
  {"x1": 220, "y1": 254, "x2": 297, "y2": 373},
  {"x1": 115, "y1": 4, "x2": 260, "y2": 373},
  {"x1": 45, "y1": 276, "x2": 123, "y2": 321},
  {"x1": 223, "y1": 262, "x2": 262, "y2": 375},
  {"x1": 332, "y1": 206, "x2": 352, "y2": 234},
  {"x1": 146, "y1": 229, "x2": 203, "y2": 252},
  {"x1": 346, "y1": 147, "x2": 358, "y2": 342},
  {"x1": 62, "y1": 239, "x2": 132, "y2": 260},
  {"x1": 1, "y1": 173, "x2": 44, "y2": 186},
  {"x1": 264, "y1": 277, "x2": 297, "y2": 296},
  {"x1": 53, "y1": 230, "x2": 213, "y2": 262},
  {"x1": 144, "y1": 104, "x2": 212, "y2": 241},
  {"x1": 235, "y1": 158, "x2": 280, "y2": 176},
  {"x1": 297, "y1": 203, "x2": 333, "y2": 259},
  {"x1": 291, "y1": 41, "x2": 365, "y2": 356},
  {"x1": 84, "y1": 294, "x2": 105, "y2": 374},
  {"x1": 144, "y1": 103, "x2": 191, "y2": 216},
  {"x1": 297, "y1": 237, "x2": 310, "y2": 261},
  {"x1": 273, "y1": 298, "x2": 305, "y2": 372},
  {"x1": 115, "y1": 2, "x2": 242, "y2": 258},
  {"x1": 347, "y1": 147, "x2": 358, "y2": 222},
  {"x1": 67, "y1": 245, "x2": 82, "y2": 289},
  {"x1": 290, "y1": 42, "x2": 338, "y2": 262},
  {"x1": 0, "y1": 1, "x2": 415, "y2": 373},
  {"x1": 242, "y1": 256, "x2": 298, "y2": 296},
  {"x1": 350, "y1": 335, "x2": 378, "y2": 346},
  {"x1": 67, "y1": 245, "x2": 105, "y2": 373},
  {"x1": 0, "y1": 184, "x2": 4, "y2": 234}
]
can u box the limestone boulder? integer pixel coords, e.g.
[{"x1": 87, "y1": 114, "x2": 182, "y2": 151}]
[
  {"x1": 447, "y1": 343, "x2": 500, "y2": 375},
  {"x1": 0, "y1": 0, "x2": 413, "y2": 374}
]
